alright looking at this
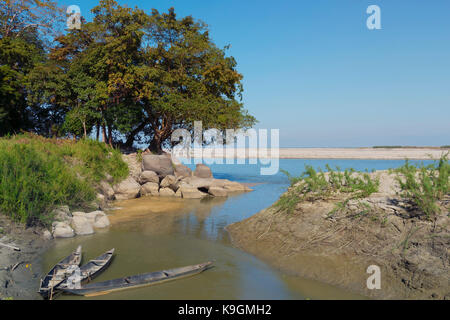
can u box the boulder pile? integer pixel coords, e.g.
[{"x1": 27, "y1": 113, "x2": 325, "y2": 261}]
[
  {"x1": 111, "y1": 154, "x2": 252, "y2": 200},
  {"x1": 50, "y1": 206, "x2": 110, "y2": 239}
]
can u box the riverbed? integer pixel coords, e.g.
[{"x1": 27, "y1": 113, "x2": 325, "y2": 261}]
[{"x1": 41, "y1": 159, "x2": 434, "y2": 300}]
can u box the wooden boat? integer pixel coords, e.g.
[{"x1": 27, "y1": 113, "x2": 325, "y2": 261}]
[
  {"x1": 61, "y1": 261, "x2": 213, "y2": 297},
  {"x1": 57, "y1": 249, "x2": 115, "y2": 290},
  {"x1": 39, "y1": 245, "x2": 82, "y2": 299}
]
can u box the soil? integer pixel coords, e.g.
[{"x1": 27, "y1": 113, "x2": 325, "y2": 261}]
[
  {"x1": 0, "y1": 215, "x2": 50, "y2": 300},
  {"x1": 227, "y1": 171, "x2": 450, "y2": 300}
]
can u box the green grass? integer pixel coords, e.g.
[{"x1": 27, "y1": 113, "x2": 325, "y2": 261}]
[
  {"x1": 394, "y1": 154, "x2": 449, "y2": 220},
  {"x1": 0, "y1": 133, "x2": 128, "y2": 226},
  {"x1": 276, "y1": 166, "x2": 380, "y2": 214}
]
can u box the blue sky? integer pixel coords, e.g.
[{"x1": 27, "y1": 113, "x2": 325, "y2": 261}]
[{"x1": 62, "y1": 0, "x2": 450, "y2": 147}]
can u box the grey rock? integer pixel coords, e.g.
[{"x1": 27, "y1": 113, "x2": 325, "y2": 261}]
[
  {"x1": 113, "y1": 177, "x2": 141, "y2": 200},
  {"x1": 52, "y1": 222, "x2": 75, "y2": 239},
  {"x1": 174, "y1": 164, "x2": 192, "y2": 179},
  {"x1": 179, "y1": 186, "x2": 208, "y2": 199},
  {"x1": 159, "y1": 188, "x2": 176, "y2": 197},
  {"x1": 99, "y1": 181, "x2": 115, "y2": 200},
  {"x1": 140, "y1": 182, "x2": 160, "y2": 197},
  {"x1": 42, "y1": 230, "x2": 53, "y2": 241},
  {"x1": 139, "y1": 171, "x2": 160, "y2": 184},
  {"x1": 71, "y1": 216, "x2": 94, "y2": 236},
  {"x1": 193, "y1": 164, "x2": 213, "y2": 179},
  {"x1": 209, "y1": 187, "x2": 228, "y2": 197},
  {"x1": 160, "y1": 175, "x2": 178, "y2": 190},
  {"x1": 142, "y1": 154, "x2": 174, "y2": 177}
]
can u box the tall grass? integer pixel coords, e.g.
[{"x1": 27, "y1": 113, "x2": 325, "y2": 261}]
[
  {"x1": 0, "y1": 134, "x2": 128, "y2": 226},
  {"x1": 394, "y1": 154, "x2": 449, "y2": 219},
  {"x1": 276, "y1": 166, "x2": 379, "y2": 214}
]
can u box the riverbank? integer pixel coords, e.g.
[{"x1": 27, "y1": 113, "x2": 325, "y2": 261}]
[
  {"x1": 186, "y1": 147, "x2": 448, "y2": 160},
  {"x1": 227, "y1": 170, "x2": 449, "y2": 300},
  {"x1": 0, "y1": 215, "x2": 50, "y2": 300}
]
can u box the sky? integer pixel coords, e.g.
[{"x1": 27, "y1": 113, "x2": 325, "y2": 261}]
[{"x1": 61, "y1": 0, "x2": 450, "y2": 147}]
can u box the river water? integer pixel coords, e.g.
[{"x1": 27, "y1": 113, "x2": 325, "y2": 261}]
[{"x1": 41, "y1": 159, "x2": 433, "y2": 300}]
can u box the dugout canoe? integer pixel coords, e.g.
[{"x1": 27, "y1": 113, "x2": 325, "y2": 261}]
[
  {"x1": 39, "y1": 245, "x2": 82, "y2": 299},
  {"x1": 61, "y1": 261, "x2": 213, "y2": 297},
  {"x1": 57, "y1": 249, "x2": 115, "y2": 290}
]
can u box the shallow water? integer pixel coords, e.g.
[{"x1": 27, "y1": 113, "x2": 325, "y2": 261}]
[{"x1": 41, "y1": 159, "x2": 434, "y2": 300}]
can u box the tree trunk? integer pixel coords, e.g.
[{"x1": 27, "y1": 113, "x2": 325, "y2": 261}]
[
  {"x1": 96, "y1": 124, "x2": 100, "y2": 141},
  {"x1": 82, "y1": 121, "x2": 87, "y2": 139},
  {"x1": 102, "y1": 123, "x2": 107, "y2": 144},
  {"x1": 148, "y1": 133, "x2": 163, "y2": 154},
  {"x1": 124, "y1": 121, "x2": 147, "y2": 148},
  {"x1": 108, "y1": 125, "x2": 113, "y2": 147}
]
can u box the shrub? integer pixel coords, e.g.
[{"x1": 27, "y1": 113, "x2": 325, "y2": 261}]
[
  {"x1": 394, "y1": 154, "x2": 449, "y2": 219},
  {"x1": 0, "y1": 134, "x2": 128, "y2": 226},
  {"x1": 276, "y1": 166, "x2": 379, "y2": 214}
]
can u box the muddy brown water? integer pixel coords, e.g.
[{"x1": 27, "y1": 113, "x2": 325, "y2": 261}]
[{"x1": 42, "y1": 196, "x2": 364, "y2": 300}]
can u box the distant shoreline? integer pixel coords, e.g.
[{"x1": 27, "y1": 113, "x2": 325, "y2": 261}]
[{"x1": 178, "y1": 148, "x2": 448, "y2": 160}]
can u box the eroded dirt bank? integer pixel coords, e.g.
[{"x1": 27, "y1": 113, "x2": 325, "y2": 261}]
[
  {"x1": 0, "y1": 216, "x2": 49, "y2": 300},
  {"x1": 227, "y1": 172, "x2": 449, "y2": 300}
]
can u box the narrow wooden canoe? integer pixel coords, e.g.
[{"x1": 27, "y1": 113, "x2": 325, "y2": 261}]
[
  {"x1": 61, "y1": 261, "x2": 213, "y2": 297},
  {"x1": 57, "y1": 249, "x2": 115, "y2": 290},
  {"x1": 39, "y1": 245, "x2": 82, "y2": 299}
]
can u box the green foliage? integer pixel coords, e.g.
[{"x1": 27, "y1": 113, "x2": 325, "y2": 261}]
[
  {"x1": 373, "y1": 146, "x2": 404, "y2": 149},
  {"x1": 275, "y1": 166, "x2": 380, "y2": 214},
  {"x1": 0, "y1": 134, "x2": 128, "y2": 226},
  {"x1": 394, "y1": 154, "x2": 449, "y2": 219}
]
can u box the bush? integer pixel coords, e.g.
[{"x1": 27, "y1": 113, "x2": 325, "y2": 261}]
[
  {"x1": 0, "y1": 134, "x2": 128, "y2": 226},
  {"x1": 276, "y1": 166, "x2": 379, "y2": 214},
  {"x1": 394, "y1": 154, "x2": 449, "y2": 219}
]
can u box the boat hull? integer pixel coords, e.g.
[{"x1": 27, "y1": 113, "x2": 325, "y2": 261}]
[{"x1": 61, "y1": 262, "x2": 213, "y2": 297}]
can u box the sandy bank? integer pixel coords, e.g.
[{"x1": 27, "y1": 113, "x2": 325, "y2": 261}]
[{"x1": 184, "y1": 148, "x2": 448, "y2": 160}]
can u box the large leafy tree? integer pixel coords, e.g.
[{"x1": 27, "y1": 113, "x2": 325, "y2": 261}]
[
  {"x1": 32, "y1": 0, "x2": 256, "y2": 151},
  {"x1": 0, "y1": 0, "x2": 63, "y2": 135}
]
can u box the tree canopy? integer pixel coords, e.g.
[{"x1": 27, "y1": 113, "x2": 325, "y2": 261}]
[{"x1": 0, "y1": 0, "x2": 256, "y2": 152}]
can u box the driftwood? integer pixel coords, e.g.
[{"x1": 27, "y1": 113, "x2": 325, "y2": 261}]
[{"x1": 0, "y1": 242, "x2": 21, "y2": 251}]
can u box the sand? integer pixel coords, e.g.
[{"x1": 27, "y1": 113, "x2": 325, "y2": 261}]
[{"x1": 182, "y1": 148, "x2": 448, "y2": 160}]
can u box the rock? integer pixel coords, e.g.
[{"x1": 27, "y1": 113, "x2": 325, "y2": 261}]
[
  {"x1": 179, "y1": 186, "x2": 208, "y2": 199},
  {"x1": 71, "y1": 216, "x2": 94, "y2": 236},
  {"x1": 223, "y1": 180, "x2": 249, "y2": 192},
  {"x1": 209, "y1": 187, "x2": 228, "y2": 197},
  {"x1": 140, "y1": 182, "x2": 160, "y2": 197},
  {"x1": 85, "y1": 211, "x2": 103, "y2": 224},
  {"x1": 175, "y1": 189, "x2": 182, "y2": 198},
  {"x1": 52, "y1": 222, "x2": 75, "y2": 238},
  {"x1": 142, "y1": 154, "x2": 174, "y2": 177},
  {"x1": 85, "y1": 211, "x2": 110, "y2": 228},
  {"x1": 181, "y1": 177, "x2": 215, "y2": 189},
  {"x1": 113, "y1": 177, "x2": 141, "y2": 200},
  {"x1": 174, "y1": 164, "x2": 192, "y2": 179},
  {"x1": 96, "y1": 193, "x2": 105, "y2": 202},
  {"x1": 159, "y1": 188, "x2": 176, "y2": 197},
  {"x1": 42, "y1": 230, "x2": 53, "y2": 240},
  {"x1": 72, "y1": 211, "x2": 86, "y2": 217},
  {"x1": 122, "y1": 154, "x2": 143, "y2": 181},
  {"x1": 193, "y1": 164, "x2": 213, "y2": 179},
  {"x1": 139, "y1": 171, "x2": 160, "y2": 184},
  {"x1": 94, "y1": 215, "x2": 110, "y2": 229},
  {"x1": 99, "y1": 181, "x2": 115, "y2": 200},
  {"x1": 160, "y1": 175, "x2": 178, "y2": 190},
  {"x1": 52, "y1": 207, "x2": 72, "y2": 223}
]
